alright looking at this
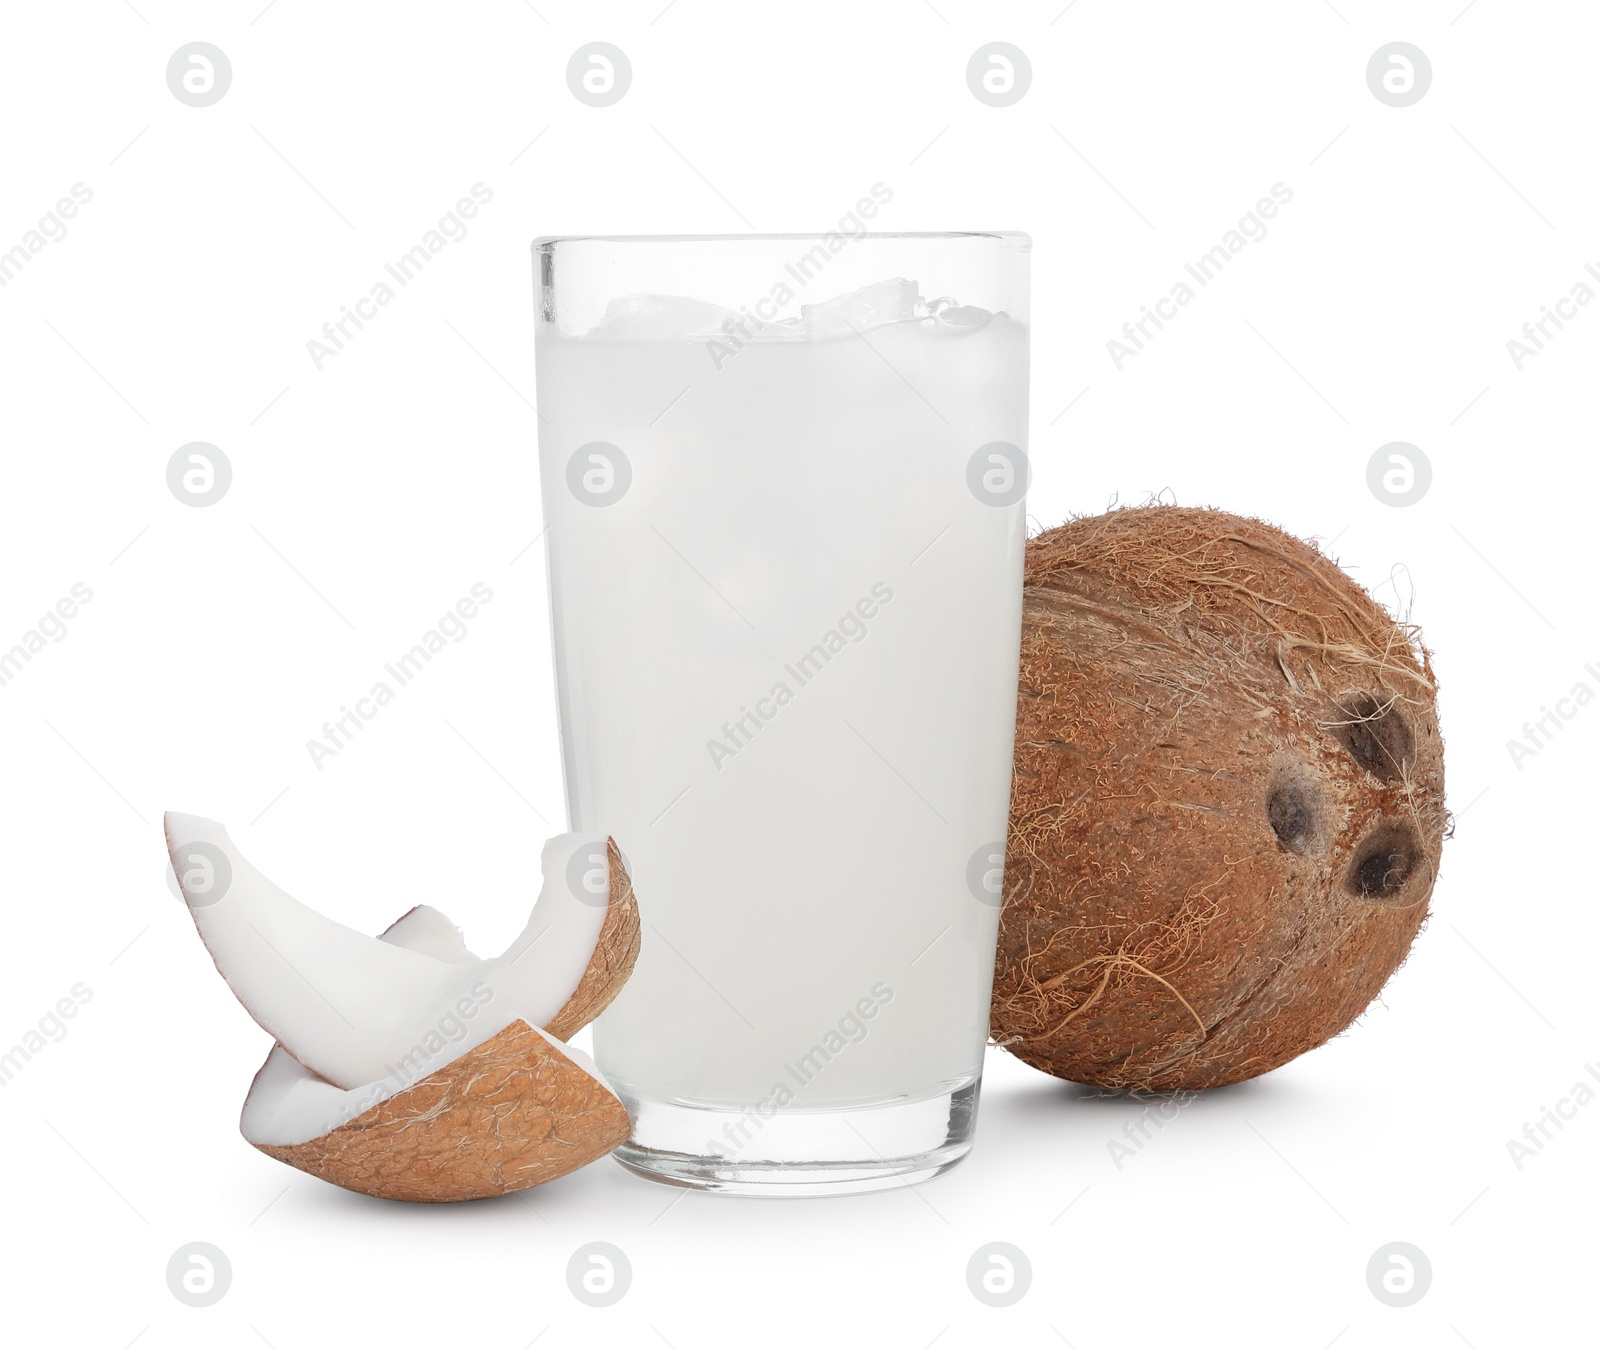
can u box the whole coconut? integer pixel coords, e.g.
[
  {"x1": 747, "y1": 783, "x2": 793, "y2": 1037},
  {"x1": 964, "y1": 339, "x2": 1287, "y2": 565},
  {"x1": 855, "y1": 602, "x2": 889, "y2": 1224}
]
[{"x1": 991, "y1": 506, "x2": 1446, "y2": 1090}]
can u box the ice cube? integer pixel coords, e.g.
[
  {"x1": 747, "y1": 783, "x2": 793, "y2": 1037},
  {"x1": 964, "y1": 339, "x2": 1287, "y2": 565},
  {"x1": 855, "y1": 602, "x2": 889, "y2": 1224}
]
[
  {"x1": 588, "y1": 293, "x2": 745, "y2": 340},
  {"x1": 799, "y1": 278, "x2": 922, "y2": 337}
]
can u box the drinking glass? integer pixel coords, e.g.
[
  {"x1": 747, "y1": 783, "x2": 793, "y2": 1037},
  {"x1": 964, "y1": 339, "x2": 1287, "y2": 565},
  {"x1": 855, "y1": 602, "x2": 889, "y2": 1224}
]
[{"x1": 534, "y1": 232, "x2": 1030, "y2": 1193}]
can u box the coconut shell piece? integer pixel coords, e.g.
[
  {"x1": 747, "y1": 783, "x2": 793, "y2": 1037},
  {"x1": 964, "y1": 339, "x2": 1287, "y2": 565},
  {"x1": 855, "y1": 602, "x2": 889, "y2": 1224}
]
[
  {"x1": 547, "y1": 838, "x2": 641, "y2": 1041},
  {"x1": 252, "y1": 1020, "x2": 630, "y2": 1202},
  {"x1": 991, "y1": 506, "x2": 1447, "y2": 1090}
]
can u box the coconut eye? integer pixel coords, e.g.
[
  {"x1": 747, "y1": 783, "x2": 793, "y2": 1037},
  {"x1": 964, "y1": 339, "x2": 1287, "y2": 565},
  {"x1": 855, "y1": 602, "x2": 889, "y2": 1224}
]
[
  {"x1": 1267, "y1": 782, "x2": 1317, "y2": 854},
  {"x1": 1345, "y1": 822, "x2": 1421, "y2": 902},
  {"x1": 1328, "y1": 694, "x2": 1415, "y2": 782},
  {"x1": 1265, "y1": 762, "x2": 1323, "y2": 856}
]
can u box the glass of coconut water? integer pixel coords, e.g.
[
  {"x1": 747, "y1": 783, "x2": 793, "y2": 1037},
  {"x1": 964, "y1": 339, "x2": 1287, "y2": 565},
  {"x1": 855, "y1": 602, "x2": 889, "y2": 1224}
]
[{"x1": 534, "y1": 232, "x2": 1030, "y2": 1194}]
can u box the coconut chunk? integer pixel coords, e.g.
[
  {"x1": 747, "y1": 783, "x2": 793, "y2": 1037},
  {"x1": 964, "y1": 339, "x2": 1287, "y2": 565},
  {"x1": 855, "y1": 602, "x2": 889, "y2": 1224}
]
[
  {"x1": 242, "y1": 898, "x2": 628, "y2": 1162},
  {"x1": 547, "y1": 839, "x2": 640, "y2": 1040},
  {"x1": 245, "y1": 1020, "x2": 630, "y2": 1201},
  {"x1": 238, "y1": 867, "x2": 634, "y2": 1200},
  {"x1": 165, "y1": 813, "x2": 640, "y2": 1089}
]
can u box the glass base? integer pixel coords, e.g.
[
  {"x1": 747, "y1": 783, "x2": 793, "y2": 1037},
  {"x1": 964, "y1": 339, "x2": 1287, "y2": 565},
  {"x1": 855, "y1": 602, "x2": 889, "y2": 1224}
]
[{"x1": 609, "y1": 1076, "x2": 980, "y2": 1196}]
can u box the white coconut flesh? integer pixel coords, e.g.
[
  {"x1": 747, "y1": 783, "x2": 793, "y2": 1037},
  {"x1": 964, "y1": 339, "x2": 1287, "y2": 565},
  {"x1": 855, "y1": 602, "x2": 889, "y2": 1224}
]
[
  {"x1": 378, "y1": 905, "x2": 478, "y2": 963},
  {"x1": 241, "y1": 913, "x2": 616, "y2": 1147},
  {"x1": 165, "y1": 812, "x2": 620, "y2": 1091}
]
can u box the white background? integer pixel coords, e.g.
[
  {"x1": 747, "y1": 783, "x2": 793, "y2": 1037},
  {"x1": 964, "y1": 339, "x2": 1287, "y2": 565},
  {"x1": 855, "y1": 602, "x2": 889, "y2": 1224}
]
[{"x1": 1, "y1": 1, "x2": 1594, "y2": 1346}]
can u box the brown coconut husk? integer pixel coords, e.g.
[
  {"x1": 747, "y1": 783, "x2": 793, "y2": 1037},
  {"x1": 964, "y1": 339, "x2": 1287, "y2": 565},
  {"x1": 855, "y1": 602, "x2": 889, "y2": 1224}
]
[
  {"x1": 991, "y1": 505, "x2": 1446, "y2": 1090},
  {"x1": 546, "y1": 838, "x2": 641, "y2": 1041},
  {"x1": 254, "y1": 1020, "x2": 629, "y2": 1202}
]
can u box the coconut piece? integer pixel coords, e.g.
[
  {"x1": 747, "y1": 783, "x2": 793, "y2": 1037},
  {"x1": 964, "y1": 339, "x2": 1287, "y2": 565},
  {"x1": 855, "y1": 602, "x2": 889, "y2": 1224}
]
[
  {"x1": 244, "y1": 891, "x2": 623, "y2": 1147},
  {"x1": 164, "y1": 813, "x2": 640, "y2": 1089},
  {"x1": 239, "y1": 880, "x2": 633, "y2": 1200},
  {"x1": 991, "y1": 506, "x2": 1447, "y2": 1090},
  {"x1": 244, "y1": 1020, "x2": 630, "y2": 1202},
  {"x1": 547, "y1": 839, "x2": 640, "y2": 1040}
]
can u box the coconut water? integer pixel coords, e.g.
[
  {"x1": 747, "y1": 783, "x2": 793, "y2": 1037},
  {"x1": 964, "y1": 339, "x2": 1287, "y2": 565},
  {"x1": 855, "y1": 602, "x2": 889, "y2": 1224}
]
[{"x1": 536, "y1": 279, "x2": 1027, "y2": 1114}]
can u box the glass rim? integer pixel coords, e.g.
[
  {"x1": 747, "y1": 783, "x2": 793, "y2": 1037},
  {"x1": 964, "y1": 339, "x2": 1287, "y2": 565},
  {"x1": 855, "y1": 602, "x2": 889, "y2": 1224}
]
[{"x1": 533, "y1": 231, "x2": 1030, "y2": 250}]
